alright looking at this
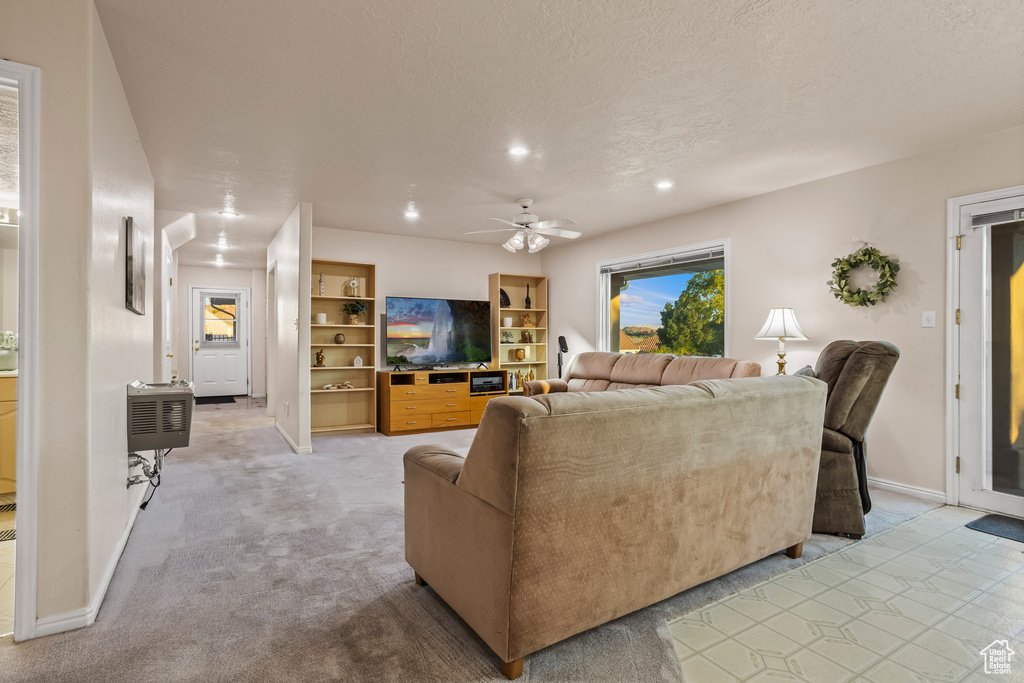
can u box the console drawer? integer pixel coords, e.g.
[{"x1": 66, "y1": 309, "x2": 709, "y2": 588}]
[
  {"x1": 432, "y1": 411, "x2": 471, "y2": 428},
  {"x1": 391, "y1": 397, "x2": 470, "y2": 419},
  {"x1": 391, "y1": 384, "x2": 468, "y2": 400},
  {"x1": 390, "y1": 417, "x2": 432, "y2": 432}
]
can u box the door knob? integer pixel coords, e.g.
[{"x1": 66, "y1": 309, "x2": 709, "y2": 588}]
[
  {"x1": 194, "y1": 346, "x2": 199, "y2": 351},
  {"x1": 166, "y1": 353, "x2": 174, "y2": 358},
  {"x1": 194, "y1": 339, "x2": 199, "y2": 343}
]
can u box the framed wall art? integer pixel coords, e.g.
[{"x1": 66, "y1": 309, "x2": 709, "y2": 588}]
[{"x1": 125, "y1": 216, "x2": 146, "y2": 315}]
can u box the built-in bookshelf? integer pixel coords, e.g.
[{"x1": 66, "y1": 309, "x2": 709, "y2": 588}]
[
  {"x1": 489, "y1": 273, "x2": 548, "y2": 394},
  {"x1": 310, "y1": 259, "x2": 376, "y2": 435}
]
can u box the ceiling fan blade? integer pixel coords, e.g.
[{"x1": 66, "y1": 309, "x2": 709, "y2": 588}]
[
  {"x1": 535, "y1": 227, "x2": 582, "y2": 239},
  {"x1": 486, "y1": 218, "x2": 525, "y2": 228},
  {"x1": 531, "y1": 218, "x2": 577, "y2": 230},
  {"x1": 464, "y1": 227, "x2": 519, "y2": 235}
]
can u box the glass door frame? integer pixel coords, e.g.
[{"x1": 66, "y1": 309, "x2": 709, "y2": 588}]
[{"x1": 947, "y1": 185, "x2": 1024, "y2": 516}]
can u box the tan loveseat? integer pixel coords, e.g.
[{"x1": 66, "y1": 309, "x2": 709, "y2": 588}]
[
  {"x1": 404, "y1": 376, "x2": 825, "y2": 679},
  {"x1": 523, "y1": 350, "x2": 761, "y2": 396}
]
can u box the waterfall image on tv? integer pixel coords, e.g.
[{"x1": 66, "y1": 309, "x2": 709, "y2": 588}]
[{"x1": 386, "y1": 297, "x2": 492, "y2": 365}]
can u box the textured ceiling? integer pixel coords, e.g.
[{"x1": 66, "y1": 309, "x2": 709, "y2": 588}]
[{"x1": 94, "y1": 0, "x2": 1024, "y2": 269}]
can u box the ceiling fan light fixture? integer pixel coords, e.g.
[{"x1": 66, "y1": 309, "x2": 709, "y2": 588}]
[
  {"x1": 501, "y1": 239, "x2": 517, "y2": 252},
  {"x1": 527, "y1": 234, "x2": 550, "y2": 253},
  {"x1": 508, "y1": 231, "x2": 526, "y2": 250}
]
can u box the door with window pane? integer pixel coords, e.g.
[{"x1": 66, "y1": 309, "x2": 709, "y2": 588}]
[{"x1": 190, "y1": 288, "x2": 249, "y2": 397}]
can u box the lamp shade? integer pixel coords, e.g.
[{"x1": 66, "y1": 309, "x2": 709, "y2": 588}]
[{"x1": 755, "y1": 308, "x2": 808, "y2": 340}]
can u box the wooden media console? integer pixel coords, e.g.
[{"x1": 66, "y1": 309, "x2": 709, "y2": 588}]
[{"x1": 378, "y1": 368, "x2": 508, "y2": 435}]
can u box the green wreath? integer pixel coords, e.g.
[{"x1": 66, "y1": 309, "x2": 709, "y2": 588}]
[{"x1": 827, "y1": 246, "x2": 899, "y2": 307}]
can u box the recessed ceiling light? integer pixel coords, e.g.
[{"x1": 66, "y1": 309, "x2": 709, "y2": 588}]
[
  {"x1": 214, "y1": 254, "x2": 225, "y2": 266},
  {"x1": 508, "y1": 146, "x2": 530, "y2": 156},
  {"x1": 656, "y1": 181, "x2": 675, "y2": 190},
  {"x1": 217, "y1": 235, "x2": 228, "y2": 248},
  {"x1": 404, "y1": 210, "x2": 419, "y2": 219},
  {"x1": 218, "y1": 210, "x2": 239, "y2": 217}
]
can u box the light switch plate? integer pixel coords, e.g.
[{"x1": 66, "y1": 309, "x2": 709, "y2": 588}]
[{"x1": 922, "y1": 310, "x2": 936, "y2": 328}]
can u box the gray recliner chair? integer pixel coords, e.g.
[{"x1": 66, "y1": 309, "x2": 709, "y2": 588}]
[{"x1": 809, "y1": 340, "x2": 900, "y2": 538}]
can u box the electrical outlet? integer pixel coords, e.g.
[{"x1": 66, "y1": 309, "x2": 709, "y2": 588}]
[{"x1": 921, "y1": 311, "x2": 936, "y2": 328}]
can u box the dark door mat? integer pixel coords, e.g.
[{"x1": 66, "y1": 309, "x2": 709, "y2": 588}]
[
  {"x1": 0, "y1": 503, "x2": 14, "y2": 513},
  {"x1": 966, "y1": 513, "x2": 1024, "y2": 543},
  {"x1": 0, "y1": 529, "x2": 13, "y2": 542},
  {"x1": 195, "y1": 396, "x2": 241, "y2": 405}
]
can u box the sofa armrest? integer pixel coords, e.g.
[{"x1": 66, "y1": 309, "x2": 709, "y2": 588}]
[
  {"x1": 404, "y1": 444, "x2": 465, "y2": 483},
  {"x1": 523, "y1": 378, "x2": 568, "y2": 397}
]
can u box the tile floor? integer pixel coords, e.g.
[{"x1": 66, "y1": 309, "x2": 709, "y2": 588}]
[{"x1": 669, "y1": 506, "x2": 1024, "y2": 682}]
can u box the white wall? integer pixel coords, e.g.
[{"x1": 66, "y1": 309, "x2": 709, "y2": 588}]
[
  {"x1": 541, "y1": 126, "x2": 1024, "y2": 496},
  {"x1": 87, "y1": 0, "x2": 155, "y2": 612},
  {"x1": 267, "y1": 203, "x2": 312, "y2": 453},
  {"x1": 0, "y1": 0, "x2": 157, "y2": 626},
  {"x1": 175, "y1": 265, "x2": 267, "y2": 396},
  {"x1": 311, "y1": 227, "x2": 542, "y2": 367}
]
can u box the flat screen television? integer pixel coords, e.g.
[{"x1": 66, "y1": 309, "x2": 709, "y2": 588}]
[{"x1": 386, "y1": 297, "x2": 492, "y2": 366}]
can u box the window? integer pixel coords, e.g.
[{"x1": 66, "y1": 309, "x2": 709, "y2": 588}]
[
  {"x1": 200, "y1": 294, "x2": 239, "y2": 346},
  {"x1": 598, "y1": 241, "x2": 727, "y2": 356}
]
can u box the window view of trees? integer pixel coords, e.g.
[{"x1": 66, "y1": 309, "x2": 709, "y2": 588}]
[
  {"x1": 656, "y1": 270, "x2": 724, "y2": 356},
  {"x1": 613, "y1": 264, "x2": 724, "y2": 357}
]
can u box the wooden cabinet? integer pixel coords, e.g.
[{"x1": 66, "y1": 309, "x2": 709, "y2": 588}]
[
  {"x1": 489, "y1": 273, "x2": 548, "y2": 394},
  {"x1": 378, "y1": 369, "x2": 507, "y2": 435},
  {"x1": 310, "y1": 259, "x2": 376, "y2": 436},
  {"x1": 0, "y1": 377, "x2": 15, "y2": 495}
]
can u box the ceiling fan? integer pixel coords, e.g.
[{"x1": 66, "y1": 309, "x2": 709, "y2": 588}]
[{"x1": 465, "y1": 199, "x2": 581, "y2": 253}]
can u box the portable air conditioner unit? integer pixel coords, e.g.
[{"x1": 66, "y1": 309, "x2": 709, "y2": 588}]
[{"x1": 127, "y1": 380, "x2": 195, "y2": 453}]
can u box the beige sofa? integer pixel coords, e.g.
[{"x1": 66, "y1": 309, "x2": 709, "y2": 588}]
[
  {"x1": 523, "y1": 351, "x2": 761, "y2": 396},
  {"x1": 404, "y1": 376, "x2": 825, "y2": 679}
]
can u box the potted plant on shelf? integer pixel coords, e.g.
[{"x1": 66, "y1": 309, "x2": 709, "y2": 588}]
[
  {"x1": 0, "y1": 332, "x2": 17, "y2": 371},
  {"x1": 343, "y1": 301, "x2": 368, "y2": 325}
]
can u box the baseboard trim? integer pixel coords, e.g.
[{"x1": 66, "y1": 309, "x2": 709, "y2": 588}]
[
  {"x1": 33, "y1": 485, "x2": 146, "y2": 638},
  {"x1": 868, "y1": 476, "x2": 946, "y2": 504},
  {"x1": 276, "y1": 422, "x2": 312, "y2": 454}
]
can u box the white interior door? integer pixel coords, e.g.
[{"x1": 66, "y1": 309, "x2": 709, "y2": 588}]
[
  {"x1": 190, "y1": 287, "x2": 250, "y2": 397},
  {"x1": 958, "y1": 194, "x2": 1024, "y2": 517}
]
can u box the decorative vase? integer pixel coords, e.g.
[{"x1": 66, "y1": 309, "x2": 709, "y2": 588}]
[
  {"x1": 0, "y1": 350, "x2": 15, "y2": 371},
  {"x1": 525, "y1": 284, "x2": 532, "y2": 310},
  {"x1": 513, "y1": 348, "x2": 526, "y2": 362},
  {"x1": 348, "y1": 315, "x2": 359, "y2": 325},
  {"x1": 334, "y1": 333, "x2": 346, "y2": 344},
  {"x1": 315, "y1": 313, "x2": 327, "y2": 324}
]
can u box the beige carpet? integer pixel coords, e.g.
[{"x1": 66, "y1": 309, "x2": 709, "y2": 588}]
[{"x1": 0, "y1": 406, "x2": 939, "y2": 682}]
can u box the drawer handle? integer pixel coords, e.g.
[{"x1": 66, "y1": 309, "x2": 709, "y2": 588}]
[
  {"x1": 447, "y1": 403, "x2": 456, "y2": 407},
  {"x1": 407, "y1": 421, "x2": 418, "y2": 424},
  {"x1": 447, "y1": 417, "x2": 457, "y2": 421},
  {"x1": 406, "y1": 391, "x2": 417, "y2": 394},
  {"x1": 446, "y1": 389, "x2": 456, "y2": 392},
  {"x1": 406, "y1": 406, "x2": 417, "y2": 409}
]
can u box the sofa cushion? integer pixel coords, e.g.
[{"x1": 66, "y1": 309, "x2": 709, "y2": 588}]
[
  {"x1": 566, "y1": 378, "x2": 612, "y2": 392},
  {"x1": 570, "y1": 352, "x2": 622, "y2": 380},
  {"x1": 606, "y1": 381, "x2": 660, "y2": 391},
  {"x1": 662, "y1": 356, "x2": 739, "y2": 384},
  {"x1": 608, "y1": 352, "x2": 673, "y2": 385}
]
